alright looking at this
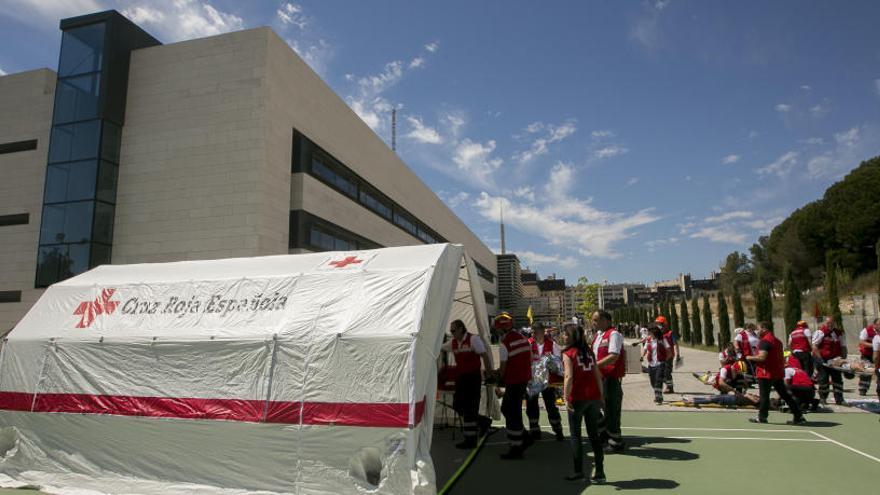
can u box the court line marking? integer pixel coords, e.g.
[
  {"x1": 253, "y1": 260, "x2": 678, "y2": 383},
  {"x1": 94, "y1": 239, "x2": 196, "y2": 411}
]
[
  {"x1": 540, "y1": 426, "x2": 810, "y2": 433},
  {"x1": 807, "y1": 430, "x2": 880, "y2": 465},
  {"x1": 665, "y1": 436, "x2": 825, "y2": 442}
]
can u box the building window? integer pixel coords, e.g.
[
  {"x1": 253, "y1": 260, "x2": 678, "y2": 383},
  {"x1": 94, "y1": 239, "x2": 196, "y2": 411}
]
[
  {"x1": 0, "y1": 214, "x2": 29, "y2": 227},
  {"x1": 292, "y1": 130, "x2": 447, "y2": 245},
  {"x1": 290, "y1": 210, "x2": 381, "y2": 252},
  {"x1": 58, "y1": 22, "x2": 105, "y2": 77},
  {"x1": 483, "y1": 291, "x2": 496, "y2": 305},
  {"x1": 52, "y1": 73, "x2": 102, "y2": 124},
  {"x1": 311, "y1": 156, "x2": 357, "y2": 198},
  {"x1": 359, "y1": 189, "x2": 392, "y2": 220},
  {"x1": 474, "y1": 261, "x2": 496, "y2": 283},
  {"x1": 0, "y1": 140, "x2": 38, "y2": 155},
  {"x1": 0, "y1": 291, "x2": 22, "y2": 304}
]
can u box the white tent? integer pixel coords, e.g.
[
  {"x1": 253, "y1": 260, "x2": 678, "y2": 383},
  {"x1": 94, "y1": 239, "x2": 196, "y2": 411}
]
[{"x1": 0, "y1": 244, "x2": 494, "y2": 494}]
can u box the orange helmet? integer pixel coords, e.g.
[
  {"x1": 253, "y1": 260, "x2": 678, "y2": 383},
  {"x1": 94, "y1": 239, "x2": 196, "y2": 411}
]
[
  {"x1": 493, "y1": 312, "x2": 513, "y2": 331},
  {"x1": 655, "y1": 316, "x2": 668, "y2": 325}
]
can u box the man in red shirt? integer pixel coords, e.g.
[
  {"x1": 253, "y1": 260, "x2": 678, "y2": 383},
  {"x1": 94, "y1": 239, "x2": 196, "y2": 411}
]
[
  {"x1": 746, "y1": 322, "x2": 804, "y2": 424},
  {"x1": 592, "y1": 310, "x2": 626, "y2": 451},
  {"x1": 492, "y1": 313, "x2": 533, "y2": 459},
  {"x1": 526, "y1": 322, "x2": 564, "y2": 441},
  {"x1": 441, "y1": 319, "x2": 492, "y2": 449},
  {"x1": 812, "y1": 316, "x2": 847, "y2": 405}
]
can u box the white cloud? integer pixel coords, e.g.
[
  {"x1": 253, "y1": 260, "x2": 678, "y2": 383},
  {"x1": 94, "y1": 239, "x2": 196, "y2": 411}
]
[
  {"x1": 439, "y1": 191, "x2": 470, "y2": 208},
  {"x1": 440, "y1": 111, "x2": 466, "y2": 139},
  {"x1": 473, "y1": 192, "x2": 659, "y2": 259},
  {"x1": 518, "y1": 250, "x2": 578, "y2": 269},
  {"x1": 424, "y1": 41, "x2": 439, "y2": 53},
  {"x1": 800, "y1": 84, "x2": 812, "y2": 91},
  {"x1": 721, "y1": 154, "x2": 740, "y2": 164},
  {"x1": 1, "y1": 0, "x2": 103, "y2": 30},
  {"x1": 121, "y1": 0, "x2": 243, "y2": 42},
  {"x1": 802, "y1": 137, "x2": 824, "y2": 145},
  {"x1": 626, "y1": 177, "x2": 640, "y2": 187},
  {"x1": 453, "y1": 139, "x2": 503, "y2": 189},
  {"x1": 0, "y1": 67, "x2": 6, "y2": 76},
  {"x1": 743, "y1": 217, "x2": 783, "y2": 232},
  {"x1": 757, "y1": 151, "x2": 798, "y2": 177},
  {"x1": 806, "y1": 125, "x2": 880, "y2": 179},
  {"x1": 286, "y1": 37, "x2": 332, "y2": 76},
  {"x1": 645, "y1": 237, "x2": 679, "y2": 252},
  {"x1": 809, "y1": 101, "x2": 830, "y2": 118},
  {"x1": 593, "y1": 145, "x2": 628, "y2": 160},
  {"x1": 748, "y1": 130, "x2": 759, "y2": 139},
  {"x1": 544, "y1": 162, "x2": 575, "y2": 196},
  {"x1": 705, "y1": 211, "x2": 753, "y2": 223},
  {"x1": 409, "y1": 57, "x2": 425, "y2": 69},
  {"x1": 774, "y1": 103, "x2": 791, "y2": 113},
  {"x1": 405, "y1": 116, "x2": 442, "y2": 144},
  {"x1": 690, "y1": 225, "x2": 749, "y2": 244},
  {"x1": 513, "y1": 186, "x2": 535, "y2": 202},
  {"x1": 276, "y1": 2, "x2": 306, "y2": 29},
  {"x1": 513, "y1": 119, "x2": 577, "y2": 163},
  {"x1": 874, "y1": 79, "x2": 880, "y2": 97},
  {"x1": 591, "y1": 130, "x2": 614, "y2": 139}
]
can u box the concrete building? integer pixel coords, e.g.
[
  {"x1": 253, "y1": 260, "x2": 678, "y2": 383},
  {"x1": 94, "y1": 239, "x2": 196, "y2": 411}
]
[
  {"x1": 0, "y1": 10, "x2": 497, "y2": 331},
  {"x1": 496, "y1": 253, "x2": 523, "y2": 315}
]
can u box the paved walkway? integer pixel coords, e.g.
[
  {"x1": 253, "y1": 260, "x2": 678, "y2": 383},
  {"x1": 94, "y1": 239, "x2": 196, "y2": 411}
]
[{"x1": 622, "y1": 341, "x2": 873, "y2": 413}]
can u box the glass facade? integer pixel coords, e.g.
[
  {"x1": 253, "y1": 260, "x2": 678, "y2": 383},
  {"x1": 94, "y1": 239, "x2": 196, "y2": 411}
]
[{"x1": 35, "y1": 12, "x2": 160, "y2": 287}]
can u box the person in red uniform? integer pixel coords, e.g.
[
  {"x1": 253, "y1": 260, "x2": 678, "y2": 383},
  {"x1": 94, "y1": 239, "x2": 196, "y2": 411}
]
[
  {"x1": 655, "y1": 316, "x2": 678, "y2": 393},
  {"x1": 784, "y1": 355, "x2": 819, "y2": 412},
  {"x1": 857, "y1": 318, "x2": 880, "y2": 396},
  {"x1": 561, "y1": 323, "x2": 605, "y2": 483},
  {"x1": 812, "y1": 316, "x2": 847, "y2": 405},
  {"x1": 492, "y1": 312, "x2": 533, "y2": 459},
  {"x1": 746, "y1": 322, "x2": 804, "y2": 424},
  {"x1": 641, "y1": 324, "x2": 670, "y2": 404},
  {"x1": 592, "y1": 310, "x2": 626, "y2": 452},
  {"x1": 526, "y1": 322, "x2": 564, "y2": 441},
  {"x1": 787, "y1": 320, "x2": 813, "y2": 377},
  {"x1": 441, "y1": 319, "x2": 492, "y2": 449},
  {"x1": 735, "y1": 324, "x2": 760, "y2": 379}
]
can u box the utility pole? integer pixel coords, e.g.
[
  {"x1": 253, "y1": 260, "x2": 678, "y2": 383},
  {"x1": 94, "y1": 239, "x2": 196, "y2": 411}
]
[
  {"x1": 500, "y1": 201, "x2": 506, "y2": 255},
  {"x1": 391, "y1": 108, "x2": 397, "y2": 151}
]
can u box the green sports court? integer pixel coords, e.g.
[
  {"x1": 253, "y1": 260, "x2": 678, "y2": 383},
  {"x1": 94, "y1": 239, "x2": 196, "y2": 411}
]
[{"x1": 434, "y1": 409, "x2": 878, "y2": 494}]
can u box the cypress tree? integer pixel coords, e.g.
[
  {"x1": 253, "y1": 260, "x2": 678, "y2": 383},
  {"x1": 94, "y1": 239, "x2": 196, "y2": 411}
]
[
  {"x1": 691, "y1": 295, "x2": 703, "y2": 346},
  {"x1": 782, "y1": 264, "x2": 801, "y2": 335},
  {"x1": 717, "y1": 291, "x2": 731, "y2": 347},
  {"x1": 826, "y1": 251, "x2": 842, "y2": 328},
  {"x1": 702, "y1": 294, "x2": 715, "y2": 347},
  {"x1": 732, "y1": 285, "x2": 745, "y2": 328},
  {"x1": 753, "y1": 277, "x2": 773, "y2": 331},
  {"x1": 670, "y1": 301, "x2": 680, "y2": 340},
  {"x1": 680, "y1": 298, "x2": 691, "y2": 343}
]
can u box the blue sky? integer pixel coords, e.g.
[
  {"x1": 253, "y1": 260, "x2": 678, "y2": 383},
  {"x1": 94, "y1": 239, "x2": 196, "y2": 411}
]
[{"x1": 3, "y1": 1, "x2": 880, "y2": 285}]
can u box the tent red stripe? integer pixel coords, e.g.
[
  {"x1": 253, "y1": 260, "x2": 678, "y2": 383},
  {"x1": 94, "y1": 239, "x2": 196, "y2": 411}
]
[{"x1": 0, "y1": 392, "x2": 426, "y2": 427}]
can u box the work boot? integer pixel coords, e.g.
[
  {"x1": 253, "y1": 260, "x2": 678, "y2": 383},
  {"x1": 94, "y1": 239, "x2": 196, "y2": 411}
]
[
  {"x1": 748, "y1": 417, "x2": 768, "y2": 424},
  {"x1": 591, "y1": 470, "x2": 607, "y2": 484},
  {"x1": 523, "y1": 433, "x2": 535, "y2": 450},
  {"x1": 530, "y1": 429, "x2": 542, "y2": 441},
  {"x1": 554, "y1": 429, "x2": 564, "y2": 442}
]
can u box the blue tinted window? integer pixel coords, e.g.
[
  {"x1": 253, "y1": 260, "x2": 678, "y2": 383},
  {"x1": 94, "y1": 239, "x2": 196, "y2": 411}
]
[
  {"x1": 92, "y1": 202, "x2": 115, "y2": 244},
  {"x1": 309, "y1": 227, "x2": 334, "y2": 250},
  {"x1": 311, "y1": 157, "x2": 356, "y2": 198},
  {"x1": 39, "y1": 202, "x2": 94, "y2": 244},
  {"x1": 49, "y1": 120, "x2": 101, "y2": 163},
  {"x1": 90, "y1": 243, "x2": 111, "y2": 267},
  {"x1": 96, "y1": 161, "x2": 118, "y2": 203},
  {"x1": 394, "y1": 211, "x2": 417, "y2": 235},
  {"x1": 58, "y1": 23, "x2": 105, "y2": 77},
  {"x1": 44, "y1": 160, "x2": 98, "y2": 203},
  {"x1": 35, "y1": 243, "x2": 90, "y2": 286},
  {"x1": 359, "y1": 190, "x2": 392, "y2": 219},
  {"x1": 53, "y1": 74, "x2": 101, "y2": 124},
  {"x1": 101, "y1": 121, "x2": 121, "y2": 163}
]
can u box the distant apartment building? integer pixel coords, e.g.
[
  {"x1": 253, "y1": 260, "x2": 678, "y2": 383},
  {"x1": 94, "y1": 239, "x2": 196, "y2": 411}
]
[
  {"x1": 496, "y1": 253, "x2": 523, "y2": 315},
  {"x1": 0, "y1": 10, "x2": 498, "y2": 331}
]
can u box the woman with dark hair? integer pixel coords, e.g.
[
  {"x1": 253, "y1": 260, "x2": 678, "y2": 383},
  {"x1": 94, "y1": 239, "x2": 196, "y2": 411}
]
[{"x1": 561, "y1": 323, "x2": 606, "y2": 483}]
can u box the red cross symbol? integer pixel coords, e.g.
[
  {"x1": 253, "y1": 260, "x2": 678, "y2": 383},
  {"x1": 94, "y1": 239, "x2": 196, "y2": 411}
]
[
  {"x1": 328, "y1": 256, "x2": 363, "y2": 268},
  {"x1": 74, "y1": 288, "x2": 119, "y2": 328}
]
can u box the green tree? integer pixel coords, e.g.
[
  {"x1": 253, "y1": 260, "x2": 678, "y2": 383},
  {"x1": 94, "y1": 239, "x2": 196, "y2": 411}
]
[
  {"x1": 717, "y1": 291, "x2": 731, "y2": 346},
  {"x1": 732, "y1": 285, "x2": 745, "y2": 328},
  {"x1": 670, "y1": 301, "x2": 680, "y2": 339},
  {"x1": 691, "y1": 295, "x2": 703, "y2": 346},
  {"x1": 576, "y1": 276, "x2": 600, "y2": 318},
  {"x1": 719, "y1": 251, "x2": 753, "y2": 293},
  {"x1": 825, "y1": 252, "x2": 843, "y2": 328},
  {"x1": 753, "y1": 275, "x2": 773, "y2": 330},
  {"x1": 782, "y1": 264, "x2": 802, "y2": 335},
  {"x1": 680, "y1": 299, "x2": 691, "y2": 343},
  {"x1": 702, "y1": 294, "x2": 715, "y2": 347}
]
